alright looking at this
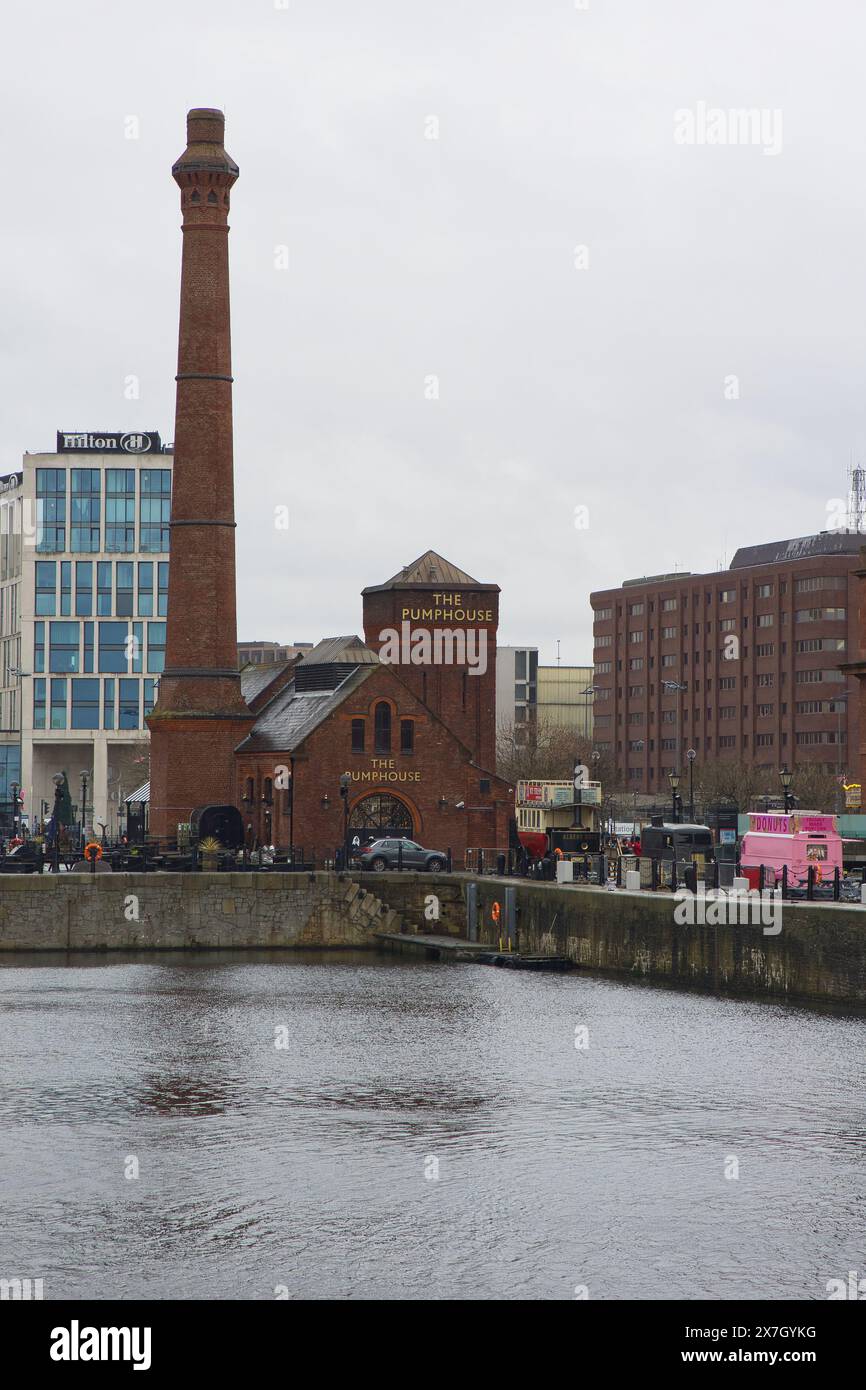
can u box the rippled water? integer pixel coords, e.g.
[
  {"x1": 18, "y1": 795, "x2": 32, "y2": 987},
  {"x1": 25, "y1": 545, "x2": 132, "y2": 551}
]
[{"x1": 1, "y1": 951, "x2": 865, "y2": 1300}]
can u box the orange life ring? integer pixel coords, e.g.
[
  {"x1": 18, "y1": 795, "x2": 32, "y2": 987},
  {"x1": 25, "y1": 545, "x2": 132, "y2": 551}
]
[
  {"x1": 83, "y1": 841, "x2": 103, "y2": 862},
  {"x1": 491, "y1": 901, "x2": 501, "y2": 923}
]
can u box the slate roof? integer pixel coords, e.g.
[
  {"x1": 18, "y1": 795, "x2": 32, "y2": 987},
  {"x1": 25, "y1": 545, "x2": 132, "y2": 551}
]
[
  {"x1": 236, "y1": 665, "x2": 375, "y2": 754},
  {"x1": 298, "y1": 635, "x2": 379, "y2": 665},
  {"x1": 730, "y1": 532, "x2": 864, "y2": 569},
  {"x1": 363, "y1": 550, "x2": 498, "y2": 593},
  {"x1": 240, "y1": 660, "x2": 295, "y2": 705}
]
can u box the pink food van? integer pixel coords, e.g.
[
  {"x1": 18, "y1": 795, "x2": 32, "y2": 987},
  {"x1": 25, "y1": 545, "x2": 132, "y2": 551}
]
[{"x1": 739, "y1": 811, "x2": 843, "y2": 889}]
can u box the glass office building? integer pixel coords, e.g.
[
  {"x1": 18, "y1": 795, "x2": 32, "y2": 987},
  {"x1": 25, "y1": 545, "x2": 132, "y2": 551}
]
[{"x1": 0, "y1": 439, "x2": 172, "y2": 836}]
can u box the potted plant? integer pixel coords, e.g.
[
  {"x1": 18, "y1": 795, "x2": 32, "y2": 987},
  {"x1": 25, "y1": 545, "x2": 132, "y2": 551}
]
[{"x1": 199, "y1": 835, "x2": 222, "y2": 872}]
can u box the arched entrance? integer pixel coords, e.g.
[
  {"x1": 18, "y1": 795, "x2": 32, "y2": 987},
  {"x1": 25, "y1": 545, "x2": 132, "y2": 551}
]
[{"x1": 348, "y1": 792, "x2": 414, "y2": 849}]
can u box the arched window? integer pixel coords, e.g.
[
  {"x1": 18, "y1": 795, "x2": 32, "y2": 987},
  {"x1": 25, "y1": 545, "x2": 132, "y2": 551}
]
[
  {"x1": 244, "y1": 776, "x2": 254, "y2": 805},
  {"x1": 374, "y1": 701, "x2": 391, "y2": 753},
  {"x1": 262, "y1": 777, "x2": 273, "y2": 806}
]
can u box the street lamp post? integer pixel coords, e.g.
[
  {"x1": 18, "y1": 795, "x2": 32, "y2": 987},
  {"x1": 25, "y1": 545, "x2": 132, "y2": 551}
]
[
  {"x1": 668, "y1": 771, "x2": 681, "y2": 824},
  {"x1": 662, "y1": 679, "x2": 687, "y2": 782},
  {"x1": 833, "y1": 692, "x2": 851, "y2": 812},
  {"x1": 686, "y1": 748, "x2": 696, "y2": 822},
  {"x1": 779, "y1": 765, "x2": 793, "y2": 816},
  {"x1": 79, "y1": 771, "x2": 89, "y2": 846},
  {"x1": 339, "y1": 772, "x2": 351, "y2": 869}
]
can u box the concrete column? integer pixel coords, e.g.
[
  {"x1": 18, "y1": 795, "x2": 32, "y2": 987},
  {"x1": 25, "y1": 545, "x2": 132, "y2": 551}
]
[{"x1": 92, "y1": 738, "x2": 108, "y2": 837}]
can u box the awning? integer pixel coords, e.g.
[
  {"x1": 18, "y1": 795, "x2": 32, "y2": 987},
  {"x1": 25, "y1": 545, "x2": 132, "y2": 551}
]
[{"x1": 126, "y1": 780, "x2": 150, "y2": 805}]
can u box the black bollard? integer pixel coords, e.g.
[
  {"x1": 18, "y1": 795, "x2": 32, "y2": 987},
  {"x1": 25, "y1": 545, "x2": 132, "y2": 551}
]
[
  {"x1": 807, "y1": 865, "x2": 814, "y2": 901},
  {"x1": 446, "y1": 848, "x2": 452, "y2": 874},
  {"x1": 497, "y1": 852, "x2": 506, "y2": 876},
  {"x1": 671, "y1": 859, "x2": 678, "y2": 893},
  {"x1": 834, "y1": 865, "x2": 840, "y2": 902},
  {"x1": 782, "y1": 863, "x2": 788, "y2": 900},
  {"x1": 397, "y1": 840, "x2": 403, "y2": 872}
]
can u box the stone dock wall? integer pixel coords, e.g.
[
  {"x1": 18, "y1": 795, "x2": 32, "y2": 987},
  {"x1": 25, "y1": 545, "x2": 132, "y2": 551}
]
[{"x1": 2, "y1": 872, "x2": 866, "y2": 1007}]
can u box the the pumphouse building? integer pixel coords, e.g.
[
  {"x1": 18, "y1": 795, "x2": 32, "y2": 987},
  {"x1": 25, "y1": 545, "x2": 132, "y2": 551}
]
[{"x1": 234, "y1": 553, "x2": 514, "y2": 860}]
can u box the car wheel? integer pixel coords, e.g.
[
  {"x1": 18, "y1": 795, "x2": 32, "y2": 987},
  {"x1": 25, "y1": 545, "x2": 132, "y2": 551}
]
[
  {"x1": 426, "y1": 858, "x2": 443, "y2": 873},
  {"x1": 372, "y1": 857, "x2": 387, "y2": 872}
]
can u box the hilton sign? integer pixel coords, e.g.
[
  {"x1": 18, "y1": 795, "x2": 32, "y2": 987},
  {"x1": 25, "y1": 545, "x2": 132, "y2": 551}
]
[{"x1": 56, "y1": 431, "x2": 162, "y2": 455}]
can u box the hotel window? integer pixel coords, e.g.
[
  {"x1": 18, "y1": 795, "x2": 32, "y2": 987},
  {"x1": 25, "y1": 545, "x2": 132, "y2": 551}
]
[
  {"x1": 60, "y1": 561, "x2": 71, "y2": 616},
  {"x1": 756, "y1": 583, "x2": 773, "y2": 598},
  {"x1": 70, "y1": 470, "x2": 101, "y2": 551},
  {"x1": 132, "y1": 622, "x2": 143, "y2": 673},
  {"x1": 628, "y1": 603, "x2": 644, "y2": 616},
  {"x1": 36, "y1": 469, "x2": 66, "y2": 552},
  {"x1": 116, "y1": 562, "x2": 134, "y2": 617},
  {"x1": 755, "y1": 643, "x2": 774, "y2": 657},
  {"x1": 662, "y1": 626, "x2": 676, "y2": 639},
  {"x1": 374, "y1": 701, "x2": 391, "y2": 753},
  {"x1": 103, "y1": 678, "x2": 115, "y2": 729},
  {"x1": 796, "y1": 606, "x2": 847, "y2": 623},
  {"x1": 119, "y1": 678, "x2": 140, "y2": 730},
  {"x1": 35, "y1": 561, "x2": 56, "y2": 615},
  {"x1": 719, "y1": 589, "x2": 735, "y2": 603},
  {"x1": 137, "y1": 562, "x2": 153, "y2": 616},
  {"x1": 98, "y1": 622, "x2": 128, "y2": 673},
  {"x1": 661, "y1": 598, "x2": 677, "y2": 611},
  {"x1": 796, "y1": 575, "x2": 846, "y2": 593},
  {"x1": 71, "y1": 678, "x2": 100, "y2": 730},
  {"x1": 34, "y1": 622, "x2": 45, "y2": 673},
  {"x1": 50, "y1": 678, "x2": 66, "y2": 729},
  {"x1": 515, "y1": 651, "x2": 527, "y2": 679},
  {"x1": 756, "y1": 703, "x2": 774, "y2": 717},
  {"x1": 661, "y1": 654, "x2": 676, "y2": 667},
  {"x1": 140, "y1": 470, "x2": 171, "y2": 551},
  {"x1": 75, "y1": 562, "x2": 93, "y2": 616},
  {"x1": 757, "y1": 614, "x2": 773, "y2": 627},
  {"x1": 629, "y1": 657, "x2": 643, "y2": 671},
  {"x1": 719, "y1": 735, "x2": 736, "y2": 748},
  {"x1": 660, "y1": 709, "x2": 676, "y2": 723},
  {"x1": 629, "y1": 630, "x2": 643, "y2": 644},
  {"x1": 105, "y1": 469, "x2": 135, "y2": 551},
  {"x1": 756, "y1": 673, "x2": 774, "y2": 687},
  {"x1": 351, "y1": 719, "x2": 365, "y2": 752},
  {"x1": 400, "y1": 719, "x2": 414, "y2": 754},
  {"x1": 595, "y1": 661, "x2": 612, "y2": 674},
  {"x1": 719, "y1": 706, "x2": 736, "y2": 719},
  {"x1": 49, "y1": 621, "x2": 80, "y2": 673},
  {"x1": 755, "y1": 733, "x2": 774, "y2": 747},
  {"x1": 719, "y1": 618, "x2": 736, "y2": 631},
  {"x1": 595, "y1": 607, "x2": 612, "y2": 621},
  {"x1": 84, "y1": 621, "x2": 94, "y2": 673},
  {"x1": 33, "y1": 678, "x2": 45, "y2": 729},
  {"x1": 158, "y1": 562, "x2": 169, "y2": 616},
  {"x1": 147, "y1": 622, "x2": 165, "y2": 673},
  {"x1": 595, "y1": 634, "x2": 612, "y2": 647},
  {"x1": 628, "y1": 711, "x2": 644, "y2": 725},
  {"x1": 144, "y1": 678, "x2": 156, "y2": 718},
  {"x1": 97, "y1": 562, "x2": 112, "y2": 615},
  {"x1": 628, "y1": 685, "x2": 644, "y2": 697}
]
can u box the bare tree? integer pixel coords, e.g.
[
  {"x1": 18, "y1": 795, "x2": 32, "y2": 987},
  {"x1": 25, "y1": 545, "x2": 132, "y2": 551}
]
[{"x1": 496, "y1": 718, "x2": 618, "y2": 791}]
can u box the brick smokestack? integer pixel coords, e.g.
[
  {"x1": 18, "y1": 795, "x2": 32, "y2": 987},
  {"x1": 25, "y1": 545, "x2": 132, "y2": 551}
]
[{"x1": 147, "y1": 108, "x2": 253, "y2": 837}]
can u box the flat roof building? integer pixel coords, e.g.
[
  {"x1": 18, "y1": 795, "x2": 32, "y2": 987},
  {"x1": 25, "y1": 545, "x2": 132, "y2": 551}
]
[
  {"x1": 0, "y1": 433, "x2": 171, "y2": 835},
  {"x1": 590, "y1": 532, "x2": 862, "y2": 793}
]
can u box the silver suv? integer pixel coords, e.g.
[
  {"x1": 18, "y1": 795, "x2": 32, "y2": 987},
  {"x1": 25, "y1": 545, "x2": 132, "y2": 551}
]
[{"x1": 358, "y1": 838, "x2": 446, "y2": 873}]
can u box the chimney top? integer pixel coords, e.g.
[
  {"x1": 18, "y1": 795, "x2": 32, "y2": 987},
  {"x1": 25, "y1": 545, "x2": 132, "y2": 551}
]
[
  {"x1": 187, "y1": 108, "x2": 225, "y2": 142},
  {"x1": 173, "y1": 107, "x2": 238, "y2": 182}
]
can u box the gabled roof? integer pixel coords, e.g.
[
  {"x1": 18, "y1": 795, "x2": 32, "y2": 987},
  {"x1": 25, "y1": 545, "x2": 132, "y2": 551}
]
[
  {"x1": 236, "y1": 665, "x2": 375, "y2": 755},
  {"x1": 240, "y1": 659, "x2": 291, "y2": 702},
  {"x1": 298, "y1": 635, "x2": 379, "y2": 665},
  {"x1": 362, "y1": 550, "x2": 498, "y2": 593}
]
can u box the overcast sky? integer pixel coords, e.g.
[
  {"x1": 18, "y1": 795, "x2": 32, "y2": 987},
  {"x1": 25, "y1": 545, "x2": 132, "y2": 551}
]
[{"x1": 3, "y1": 0, "x2": 866, "y2": 663}]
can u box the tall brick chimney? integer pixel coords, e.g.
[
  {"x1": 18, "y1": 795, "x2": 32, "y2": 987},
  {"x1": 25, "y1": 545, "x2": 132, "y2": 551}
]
[{"x1": 146, "y1": 108, "x2": 253, "y2": 838}]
